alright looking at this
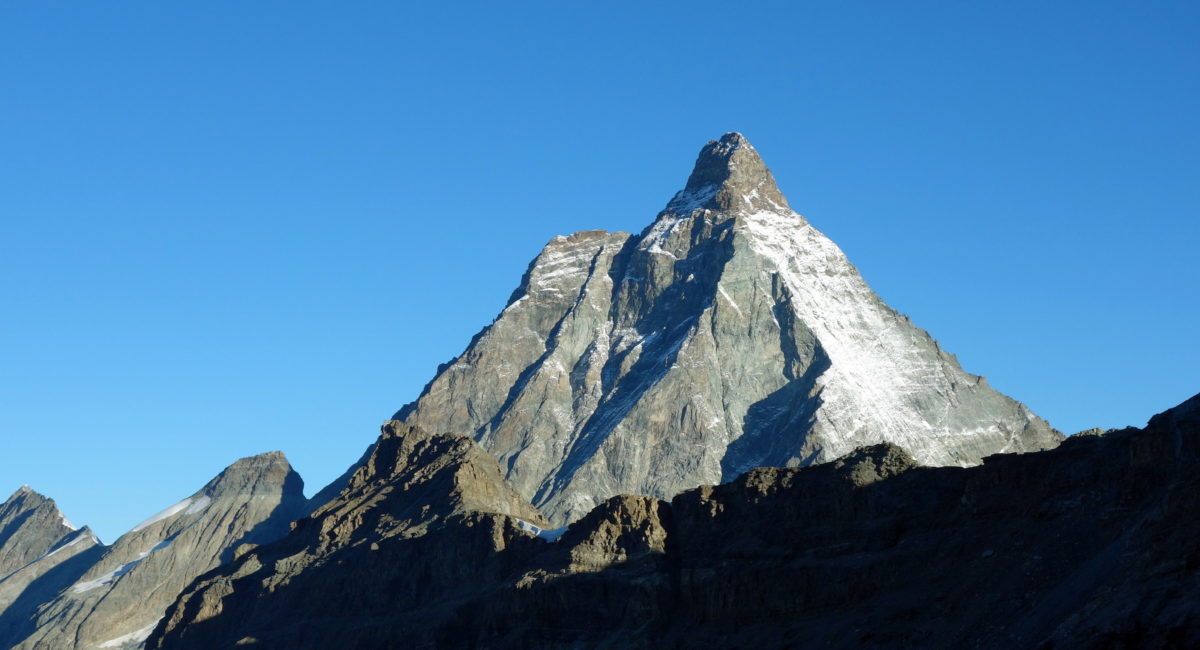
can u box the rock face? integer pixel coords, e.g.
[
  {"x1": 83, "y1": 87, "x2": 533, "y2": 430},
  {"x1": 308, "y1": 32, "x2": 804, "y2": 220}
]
[
  {"x1": 0, "y1": 487, "x2": 85, "y2": 580},
  {"x1": 3, "y1": 452, "x2": 306, "y2": 650},
  {"x1": 0, "y1": 488, "x2": 103, "y2": 641},
  {"x1": 149, "y1": 393, "x2": 1200, "y2": 649},
  {"x1": 147, "y1": 422, "x2": 548, "y2": 649},
  {"x1": 393, "y1": 132, "x2": 1061, "y2": 524}
]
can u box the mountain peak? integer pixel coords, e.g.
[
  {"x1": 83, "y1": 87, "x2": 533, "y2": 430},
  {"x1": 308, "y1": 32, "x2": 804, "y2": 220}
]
[
  {"x1": 9, "y1": 484, "x2": 39, "y2": 500},
  {"x1": 393, "y1": 134, "x2": 1060, "y2": 525},
  {"x1": 670, "y1": 132, "x2": 789, "y2": 214},
  {"x1": 202, "y1": 451, "x2": 302, "y2": 501}
]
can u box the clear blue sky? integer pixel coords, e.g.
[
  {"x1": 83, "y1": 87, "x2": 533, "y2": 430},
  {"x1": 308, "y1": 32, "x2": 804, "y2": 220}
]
[{"x1": 2, "y1": 2, "x2": 1196, "y2": 542}]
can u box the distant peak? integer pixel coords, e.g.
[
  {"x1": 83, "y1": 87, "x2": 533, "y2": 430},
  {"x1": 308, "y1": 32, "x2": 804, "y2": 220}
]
[
  {"x1": 7, "y1": 484, "x2": 47, "y2": 502},
  {"x1": 203, "y1": 451, "x2": 304, "y2": 500},
  {"x1": 668, "y1": 132, "x2": 790, "y2": 215}
]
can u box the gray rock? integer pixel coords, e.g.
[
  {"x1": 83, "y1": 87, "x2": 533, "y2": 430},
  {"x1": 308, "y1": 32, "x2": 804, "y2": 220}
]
[
  {"x1": 393, "y1": 132, "x2": 1063, "y2": 525},
  {"x1": 6, "y1": 452, "x2": 306, "y2": 650},
  {"x1": 147, "y1": 422, "x2": 550, "y2": 650},
  {"x1": 0, "y1": 486, "x2": 85, "y2": 581},
  {"x1": 0, "y1": 488, "x2": 103, "y2": 642},
  {"x1": 149, "y1": 393, "x2": 1200, "y2": 649}
]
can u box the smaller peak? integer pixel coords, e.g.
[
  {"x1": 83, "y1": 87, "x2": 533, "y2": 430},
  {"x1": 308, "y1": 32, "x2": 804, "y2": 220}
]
[{"x1": 203, "y1": 451, "x2": 303, "y2": 500}]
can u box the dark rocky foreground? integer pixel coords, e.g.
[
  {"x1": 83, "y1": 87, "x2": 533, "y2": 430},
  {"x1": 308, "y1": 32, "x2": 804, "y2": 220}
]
[{"x1": 149, "y1": 394, "x2": 1200, "y2": 649}]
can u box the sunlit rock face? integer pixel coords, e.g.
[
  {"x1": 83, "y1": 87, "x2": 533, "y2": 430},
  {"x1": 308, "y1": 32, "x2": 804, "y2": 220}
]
[
  {"x1": 395, "y1": 132, "x2": 1061, "y2": 524},
  {"x1": 0, "y1": 486, "x2": 104, "y2": 634},
  {"x1": 3, "y1": 452, "x2": 306, "y2": 650}
]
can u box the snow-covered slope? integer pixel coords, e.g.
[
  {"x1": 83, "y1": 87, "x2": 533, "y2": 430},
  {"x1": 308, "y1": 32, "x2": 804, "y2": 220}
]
[{"x1": 394, "y1": 133, "x2": 1062, "y2": 524}]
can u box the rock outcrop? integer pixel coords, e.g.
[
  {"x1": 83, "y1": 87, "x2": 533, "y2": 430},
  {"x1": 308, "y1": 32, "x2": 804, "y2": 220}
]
[
  {"x1": 149, "y1": 394, "x2": 1200, "y2": 649},
  {"x1": 390, "y1": 132, "x2": 1061, "y2": 525},
  {"x1": 3, "y1": 452, "x2": 306, "y2": 650}
]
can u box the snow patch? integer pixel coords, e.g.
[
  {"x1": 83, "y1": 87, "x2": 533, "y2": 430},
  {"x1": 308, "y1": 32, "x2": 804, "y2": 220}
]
[
  {"x1": 60, "y1": 513, "x2": 78, "y2": 531},
  {"x1": 71, "y1": 560, "x2": 140, "y2": 594},
  {"x1": 40, "y1": 531, "x2": 89, "y2": 561},
  {"x1": 183, "y1": 495, "x2": 211, "y2": 515},
  {"x1": 516, "y1": 519, "x2": 568, "y2": 542},
  {"x1": 95, "y1": 619, "x2": 160, "y2": 648},
  {"x1": 130, "y1": 498, "x2": 192, "y2": 533},
  {"x1": 138, "y1": 540, "x2": 171, "y2": 557},
  {"x1": 716, "y1": 282, "x2": 743, "y2": 317},
  {"x1": 71, "y1": 541, "x2": 170, "y2": 594}
]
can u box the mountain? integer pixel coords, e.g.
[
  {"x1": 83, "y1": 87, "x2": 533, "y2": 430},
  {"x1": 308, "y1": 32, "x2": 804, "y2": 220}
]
[
  {"x1": 0, "y1": 487, "x2": 103, "y2": 639},
  {"x1": 0, "y1": 486, "x2": 85, "y2": 580},
  {"x1": 0, "y1": 133, "x2": 1086, "y2": 648},
  {"x1": 148, "y1": 422, "x2": 548, "y2": 649},
  {"x1": 1, "y1": 452, "x2": 306, "y2": 650},
  {"x1": 148, "y1": 393, "x2": 1200, "y2": 649},
  {"x1": 390, "y1": 132, "x2": 1061, "y2": 524}
]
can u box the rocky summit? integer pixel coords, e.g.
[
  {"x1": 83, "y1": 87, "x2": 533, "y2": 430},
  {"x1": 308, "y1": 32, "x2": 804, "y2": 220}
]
[
  {"x1": 392, "y1": 132, "x2": 1062, "y2": 525},
  {"x1": 0, "y1": 452, "x2": 307, "y2": 650}
]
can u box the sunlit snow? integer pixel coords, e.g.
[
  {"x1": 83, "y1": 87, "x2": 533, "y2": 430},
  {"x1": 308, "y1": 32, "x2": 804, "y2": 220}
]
[
  {"x1": 516, "y1": 519, "x2": 568, "y2": 542},
  {"x1": 96, "y1": 619, "x2": 159, "y2": 648},
  {"x1": 130, "y1": 498, "x2": 192, "y2": 532}
]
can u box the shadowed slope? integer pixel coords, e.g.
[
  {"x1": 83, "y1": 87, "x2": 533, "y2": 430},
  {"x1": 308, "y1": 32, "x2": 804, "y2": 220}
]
[{"x1": 153, "y1": 394, "x2": 1198, "y2": 649}]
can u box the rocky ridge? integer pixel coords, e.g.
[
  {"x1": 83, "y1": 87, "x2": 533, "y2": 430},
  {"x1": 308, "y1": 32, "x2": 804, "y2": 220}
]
[
  {"x1": 148, "y1": 422, "x2": 548, "y2": 649},
  {"x1": 393, "y1": 132, "x2": 1062, "y2": 525},
  {"x1": 0, "y1": 487, "x2": 86, "y2": 580},
  {"x1": 0, "y1": 487, "x2": 104, "y2": 642},
  {"x1": 148, "y1": 393, "x2": 1200, "y2": 648},
  {"x1": 0, "y1": 452, "x2": 306, "y2": 650}
]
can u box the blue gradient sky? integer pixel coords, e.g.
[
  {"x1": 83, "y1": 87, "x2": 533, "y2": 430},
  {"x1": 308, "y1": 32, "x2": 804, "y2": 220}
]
[{"x1": 2, "y1": 2, "x2": 1197, "y2": 542}]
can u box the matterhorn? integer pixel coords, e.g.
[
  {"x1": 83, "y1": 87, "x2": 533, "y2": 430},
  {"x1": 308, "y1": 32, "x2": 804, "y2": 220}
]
[{"x1": 392, "y1": 132, "x2": 1062, "y2": 524}]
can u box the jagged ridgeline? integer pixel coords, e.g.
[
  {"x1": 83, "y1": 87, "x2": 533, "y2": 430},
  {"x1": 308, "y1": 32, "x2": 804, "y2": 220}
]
[
  {"x1": 389, "y1": 132, "x2": 1062, "y2": 524},
  {"x1": 1, "y1": 134, "x2": 1074, "y2": 650},
  {"x1": 147, "y1": 394, "x2": 1200, "y2": 649},
  {"x1": 0, "y1": 453, "x2": 307, "y2": 650}
]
